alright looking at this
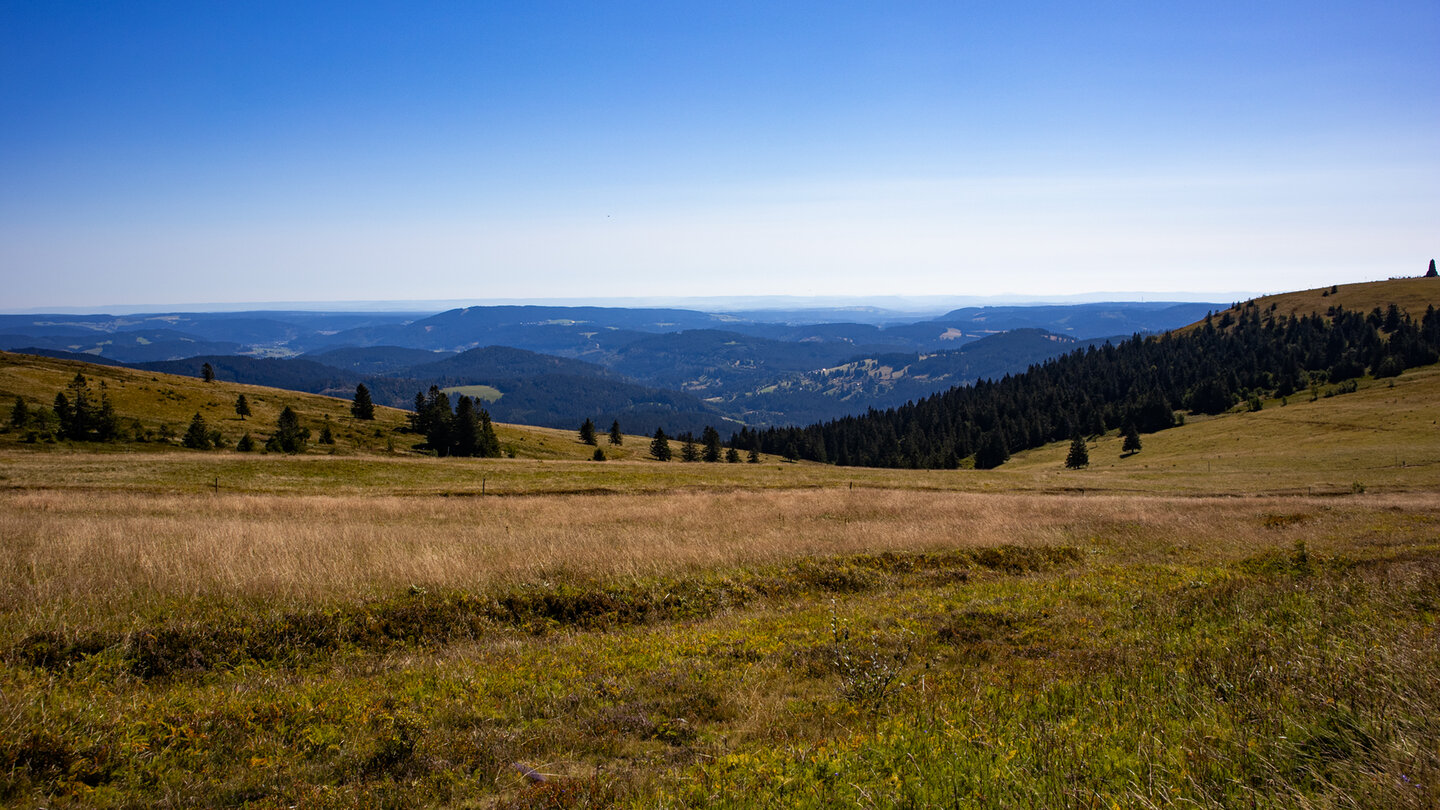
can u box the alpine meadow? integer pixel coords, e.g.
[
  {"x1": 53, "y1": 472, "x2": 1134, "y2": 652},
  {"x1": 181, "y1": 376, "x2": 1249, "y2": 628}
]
[{"x1": 1, "y1": 279, "x2": 1438, "y2": 808}]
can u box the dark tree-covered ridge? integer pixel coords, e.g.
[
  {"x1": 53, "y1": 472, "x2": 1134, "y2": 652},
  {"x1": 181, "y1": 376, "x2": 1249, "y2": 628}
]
[{"x1": 736, "y1": 303, "x2": 1440, "y2": 470}]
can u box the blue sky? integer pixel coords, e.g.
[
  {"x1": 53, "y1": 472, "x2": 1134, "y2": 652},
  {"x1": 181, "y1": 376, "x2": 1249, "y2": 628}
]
[{"x1": 2, "y1": 1, "x2": 1437, "y2": 310}]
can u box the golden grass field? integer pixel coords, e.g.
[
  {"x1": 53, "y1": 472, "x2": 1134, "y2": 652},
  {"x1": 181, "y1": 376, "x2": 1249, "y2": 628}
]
[{"x1": 1, "y1": 289, "x2": 1438, "y2": 807}]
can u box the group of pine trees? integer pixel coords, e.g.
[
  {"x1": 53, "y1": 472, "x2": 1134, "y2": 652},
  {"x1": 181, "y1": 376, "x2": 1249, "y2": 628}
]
[
  {"x1": 647, "y1": 425, "x2": 757, "y2": 463},
  {"x1": 7, "y1": 373, "x2": 120, "y2": 442},
  {"x1": 742, "y1": 302, "x2": 1440, "y2": 470},
  {"x1": 409, "y1": 386, "x2": 501, "y2": 457}
]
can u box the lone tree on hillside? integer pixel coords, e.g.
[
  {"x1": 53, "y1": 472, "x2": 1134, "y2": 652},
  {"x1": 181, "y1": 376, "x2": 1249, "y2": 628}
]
[
  {"x1": 183, "y1": 413, "x2": 212, "y2": 450},
  {"x1": 650, "y1": 428, "x2": 672, "y2": 461},
  {"x1": 351, "y1": 384, "x2": 374, "y2": 420},
  {"x1": 579, "y1": 417, "x2": 597, "y2": 446},
  {"x1": 234, "y1": 394, "x2": 251, "y2": 420},
  {"x1": 266, "y1": 406, "x2": 309, "y2": 454},
  {"x1": 201, "y1": 362, "x2": 215, "y2": 383},
  {"x1": 1065, "y1": 435, "x2": 1089, "y2": 469},
  {"x1": 10, "y1": 396, "x2": 28, "y2": 428},
  {"x1": 1428, "y1": 259, "x2": 1438, "y2": 278},
  {"x1": 608, "y1": 420, "x2": 623, "y2": 445},
  {"x1": 1121, "y1": 423, "x2": 1142, "y2": 456}
]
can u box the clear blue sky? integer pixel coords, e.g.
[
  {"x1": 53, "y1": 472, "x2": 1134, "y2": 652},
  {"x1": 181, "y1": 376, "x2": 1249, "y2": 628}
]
[{"x1": 2, "y1": 1, "x2": 1437, "y2": 309}]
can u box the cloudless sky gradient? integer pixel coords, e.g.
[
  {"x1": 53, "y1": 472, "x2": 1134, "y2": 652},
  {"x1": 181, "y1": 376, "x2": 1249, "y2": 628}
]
[{"x1": 2, "y1": 1, "x2": 1437, "y2": 309}]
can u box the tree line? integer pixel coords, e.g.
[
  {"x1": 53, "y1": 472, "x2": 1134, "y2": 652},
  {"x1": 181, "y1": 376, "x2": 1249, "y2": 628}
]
[{"x1": 734, "y1": 303, "x2": 1440, "y2": 469}]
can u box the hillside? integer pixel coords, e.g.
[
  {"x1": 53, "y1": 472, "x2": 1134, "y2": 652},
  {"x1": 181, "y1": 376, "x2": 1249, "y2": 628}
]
[
  {"x1": 748, "y1": 278, "x2": 1440, "y2": 468},
  {"x1": 0, "y1": 351, "x2": 664, "y2": 462}
]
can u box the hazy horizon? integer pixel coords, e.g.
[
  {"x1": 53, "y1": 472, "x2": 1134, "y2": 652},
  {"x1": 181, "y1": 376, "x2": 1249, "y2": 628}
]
[{"x1": 0, "y1": 289, "x2": 1253, "y2": 318}]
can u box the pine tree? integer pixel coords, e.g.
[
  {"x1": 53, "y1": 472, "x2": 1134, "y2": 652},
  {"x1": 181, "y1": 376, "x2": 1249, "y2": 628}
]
[
  {"x1": 747, "y1": 447, "x2": 761, "y2": 464},
  {"x1": 351, "y1": 384, "x2": 375, "y2": 420},
  {"x1": 476, "y1": 408, "x2": 501, "y2": 458},
  {"x1": 318, "y1": 417, "x2": 335, "y2": 445},
  {"x1": 680, "y1": 434, "x2": 700, "y2": 462},
  {"x1": 725, "y1": 447, "x2": 741, "y2": 463},
  {"x1": 1121, "y1": 424, "x2": 1142, "y2": 455},
  {"x1": 235, "y1": 394, "x2": 251, "y2": 420},
  {"x1": 201, "y1": 362, "x2": 215, "y2": 383},
  {"x1": 579, "y1": 417, "x2": 597, "y2": 446},
  {"x1": 183, "y1": 413, "x2": 212, "y2": 449},
  {"x1": 608, "y1": 420, "x2": 623, "y2": 445},
  {"x1": 1427, "y1": 259, "x2": 1437, "y2": 278},
  {"x1": 701, "y1": 425, "x2": 722, "y2": 462},
  {"x1": 10, "y1": 396, "x2": 29, "y2": 428},
  {"x1": 592, "y1": 447, "x2": 607, "y2": 461},
  {"x1": 266, "y1": 406, "x2": 309, "y2": 454},
  {"x1": 236, "y1": 432, "x2": 255, "y2": 452},
  {"x1": 1065, "y1": 435, "x2": 1089, "y2": 469},
  {"x1": 650, "y1": 428, "x2": 672, "y2": 461}
]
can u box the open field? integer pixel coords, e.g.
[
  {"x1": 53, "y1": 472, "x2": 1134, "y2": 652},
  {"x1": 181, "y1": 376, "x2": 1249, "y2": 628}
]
[{"x1": 2, "y1": 348, "x2": 1439, "y2": 806}]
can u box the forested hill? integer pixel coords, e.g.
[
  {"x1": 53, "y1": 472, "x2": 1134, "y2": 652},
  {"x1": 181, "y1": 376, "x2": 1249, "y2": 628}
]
[{"x1": 738, "y1": 299, "x2": 1440, "y2": 469}]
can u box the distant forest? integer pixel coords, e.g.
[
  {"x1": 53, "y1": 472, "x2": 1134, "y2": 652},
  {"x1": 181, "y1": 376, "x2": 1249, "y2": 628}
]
[{"x1": 736, "y1": 303, "x2": 1440, "y2": 469}]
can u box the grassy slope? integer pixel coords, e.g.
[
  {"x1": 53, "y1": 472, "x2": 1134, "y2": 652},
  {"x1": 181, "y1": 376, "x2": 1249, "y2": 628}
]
[
  {"x1": 1252, "y1": 276, "x2": 1440, "y2": 321},
  {"x1": 0, "y1": 350, "x2": 661, "y2": 462}
]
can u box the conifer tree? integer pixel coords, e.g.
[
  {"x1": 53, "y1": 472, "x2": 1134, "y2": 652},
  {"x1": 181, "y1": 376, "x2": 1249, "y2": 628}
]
[
  {"x1": 609, "y1": 420, "x2": 623, "y2": 445},
  {"x1": 10, "y1": 396, "x2": 28, "y2": 428},
  {"x1": 201, "y1": 362, "x2": 215, "y2": 383},
  {"x1": 726, "y1": 447, "x2": 741, "y2": 463},
  {"x1": 266, "y1": 406, "x2": 309, "y2": 454},
  {"x1": 1065, "y1": 435, "x2": 1089, "y2": 469},
  {"x1": 235, "y1": 394, "x2": 251, "y2": 420},
  {"x1": 973, "y1": 431, "x2": 1009, "y2": 470},
  {"x1": 351, "y1": 384, "x2": 375, "y2": 420},
  {"x1": 680, "y1": 434, "x2": 700, "y2": 462},
  {"x1": 701, "y1": 425, "x2": 722, "y2": 462},
  {"x1": 748, "y1": 447, "x2": 761, "y2": 463},
  {"x1": 579, "y1": 417, "x2": 597, "y2": 446},
  {"x1": 1121, "y1": 423, "x2": 1142, "y2": 455},
  {"x1": 318, "y1": 417, "x2": 335, "y2": 445},
  {"x1": 650, "y1": 428, "x2": 672, "y2": 461},
  {"x1": 592, "y1": 447, "x2": 607, "y2": 461},
  {"x1": 236, "y1": 432, "x2": 255, "y2": 452},
  {"x1": 183, "y1": 413, "x2": 212, "y2": 449},
  {"x1": 1427, "y1": 259, "x2": 1437, "y2": 278}
]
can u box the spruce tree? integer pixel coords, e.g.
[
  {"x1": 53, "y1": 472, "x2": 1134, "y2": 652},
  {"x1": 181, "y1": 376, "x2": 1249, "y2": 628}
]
[
  {"x1": 10, "y1": 396, "x2": 28, "y2": 428},
  {"x1": 266, "y1": 406, "x2": 309, "y2": 454},
  {"x1": 650, "y1": 428, "x2": 672, "y2": 461},
  {"x1": 1121, "y1": 424, "x2": 1142, "y2": 455},
  {"x1": 1065, "y1": 435, "x2": 1089, "y2": 469},
  {"x1": 183, "y1": 413, "x2": 212, "y2": 449},
  {"x1": 579, "y1": 417, "x2": 597, "y2": 446},
  {"x1": 318, "y1": 417, "x2": 335, "y2": 445},
  {"x1": 726, "y1": 447, "x2": 741, "y2": 463},
  {"x1": 1427, "y1": 259, "x2": 1437, "y2": 278},
  {"x1": 608, "y1": 420, "x2": 623, "y2": 445},
  {"x1": 235, "y1": 394, "x2": 251, "y2": 420},
  {"x1": 201, "y1": 362, "x2": 215, "y2": 383},
  {"x1": 747, "y1": 447, "x2": 761, "y2": 463},
  {"x1": 701, "y1": 425, "x2": 722, "y2": 462},
  {"x1": 236, "y1": 432, "x2": 255, "y2": 452},
  {"x1": 351, "y1": 384, "x2": 375, "y2": 420},
  {"x1": 680, "y1": 434, "x2": 700, "y2": 462},
  {"x1": 592, "y1": 447, "x2": 607, "y2": 461}
]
